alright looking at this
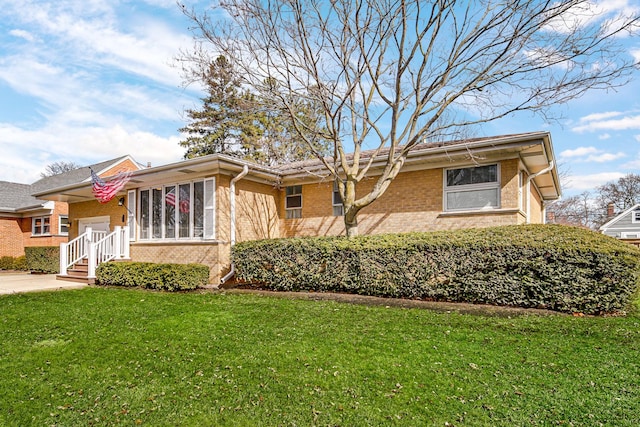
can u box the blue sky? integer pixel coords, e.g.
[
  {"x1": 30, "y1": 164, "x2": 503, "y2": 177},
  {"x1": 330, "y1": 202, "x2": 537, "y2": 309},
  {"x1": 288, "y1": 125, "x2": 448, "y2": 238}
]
[{"x1": 1, "y1": 0, "x2": 640, "y2": 198}]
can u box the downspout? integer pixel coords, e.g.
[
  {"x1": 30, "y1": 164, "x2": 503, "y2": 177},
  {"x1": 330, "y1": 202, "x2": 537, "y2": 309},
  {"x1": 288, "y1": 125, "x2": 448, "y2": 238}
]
[
  {"x1": 526, "y1": 160, "x2": 555, "y2": 224},
  {"x1": 220, "y1": 165, "x2": 249, "y2": 285}
]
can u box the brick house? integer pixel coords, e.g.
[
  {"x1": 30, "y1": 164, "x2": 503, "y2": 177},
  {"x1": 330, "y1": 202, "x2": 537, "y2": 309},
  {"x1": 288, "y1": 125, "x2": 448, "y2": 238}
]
[
  {"x1": 0, "y1": 156, "x2": 141, "y2": 259},
  {"x1": 35, "y1": 131, "x2": 560, "y2": 284}
]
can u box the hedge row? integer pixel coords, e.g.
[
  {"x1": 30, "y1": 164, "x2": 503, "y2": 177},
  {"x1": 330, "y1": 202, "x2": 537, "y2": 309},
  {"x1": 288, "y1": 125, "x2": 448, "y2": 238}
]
[
  {"x1": 96, "y1": 262, "x2": 209, "y2": 291},
  {"x1": 25, "y1": 246, "x2": 59, "y2": 273},
  {"x1": 0, "y1": 256, "x2": 28, "y2": 271},
  {"x1": 233, "y1": 224, "x2": 640, "y2": 315}
]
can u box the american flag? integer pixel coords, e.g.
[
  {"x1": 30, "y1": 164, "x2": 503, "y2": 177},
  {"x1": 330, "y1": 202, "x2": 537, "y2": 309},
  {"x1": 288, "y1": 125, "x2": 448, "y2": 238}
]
[
  {"x1": 165, "y1": 186, "x2": 190, "y2": 213},
  {"x1": 91, "y1": 168, "x2": 132, "y2": 204}
]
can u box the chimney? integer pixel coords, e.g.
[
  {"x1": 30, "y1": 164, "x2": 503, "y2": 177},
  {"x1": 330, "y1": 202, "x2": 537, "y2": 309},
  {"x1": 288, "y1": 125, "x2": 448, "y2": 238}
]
[
  {"x1": 547, "y1": 211, "x2": 555, "y2": 223},
  {"x1": 147, "y1": 162, "x2": 152, "y2": 168},
  {"x1": 607, "y1": 203, "x2": 615, "y2": 218}
]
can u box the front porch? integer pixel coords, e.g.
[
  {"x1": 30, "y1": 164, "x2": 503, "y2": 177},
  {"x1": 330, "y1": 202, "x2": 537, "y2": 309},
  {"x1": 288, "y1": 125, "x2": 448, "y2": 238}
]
[{"x1": 57, "y1": 226, "x2": 130, "y2": 284}]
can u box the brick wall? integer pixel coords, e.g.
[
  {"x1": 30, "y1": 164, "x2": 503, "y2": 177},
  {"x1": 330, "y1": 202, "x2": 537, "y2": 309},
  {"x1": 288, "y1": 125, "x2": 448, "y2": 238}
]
[
  {"x1": 529, "y1": 184, "x2": 543, "y2": 224},
  {"x1": 102, "y1": 158, "x2": 140, "y2": 176},
  {"x1": 283, "y1": 159, "x2": 525, "y2": 237},
  {"x1": 0, "y1": 217, "x2": 25, "y2": 257},
  {"x1": 68, "y1": 198, "x2": 126, "y2": 239},
  {"x1": 130, "y1": 243, "x2": 223, "y2": 284}
]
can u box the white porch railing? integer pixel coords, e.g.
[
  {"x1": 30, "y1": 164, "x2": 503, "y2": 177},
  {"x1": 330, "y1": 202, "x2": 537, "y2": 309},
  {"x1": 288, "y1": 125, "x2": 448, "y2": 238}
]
[{"x1": 60, "y1": 226, "x2": 130, "y2": 278}]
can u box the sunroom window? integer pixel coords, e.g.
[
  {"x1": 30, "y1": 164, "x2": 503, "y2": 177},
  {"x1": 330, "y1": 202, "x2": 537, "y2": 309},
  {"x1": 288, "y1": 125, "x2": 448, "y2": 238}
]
[
  {"x1": 137, "y1": 178, "x2": 214, "y2": 241},
  {"x1": 444, "y1": 164, "x2": 499, "y2": 211}
]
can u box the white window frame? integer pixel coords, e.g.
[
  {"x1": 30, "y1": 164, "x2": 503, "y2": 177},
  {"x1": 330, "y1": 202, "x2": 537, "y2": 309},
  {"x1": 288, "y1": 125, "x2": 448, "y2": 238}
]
[
  {"x1": 136, "y1": 178, "x2": 215, "y2": 241},
  {"x1": 632, "y1": 209, "x2": 640, "y2": 223},
  {"x1": 285, "y1": 185, "x2": 302, "y2": 219},
  {"x1": 332, "y1": 181, "x2": 344, "y2": 216},
  {"x1": 58, "y1": 215, "x2": 69, "y2": 235},
  {"x1": 32, "y1": 216, "x2": 51, "y2": 236},
  {"x1": 127, "y1": 190, "x2": 137, "y2": 241},
  {"x1": 443, "y1": 164, "x2": 500, "y2": 212}
]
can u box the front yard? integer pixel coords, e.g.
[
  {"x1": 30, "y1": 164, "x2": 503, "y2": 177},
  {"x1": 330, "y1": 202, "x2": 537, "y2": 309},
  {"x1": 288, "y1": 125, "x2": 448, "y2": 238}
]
[{"x1": 1, "y1": 288, "x2": 639, "y2": 426}]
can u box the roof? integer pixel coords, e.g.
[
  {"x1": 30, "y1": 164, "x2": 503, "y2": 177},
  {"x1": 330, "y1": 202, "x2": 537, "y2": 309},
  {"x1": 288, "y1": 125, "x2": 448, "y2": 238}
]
[
  {"x1": 34, "y1": 131, "x2": 561, "y2": 203},
  {"x1": 0, "y1": 181, "x2": 43, "y2": 211},
  {"x1": 0, "y1": 156, "x2": 140, "y2": 214},
  {"x1": 599, "y1": 203, "x2": 640, "y2": 231}
]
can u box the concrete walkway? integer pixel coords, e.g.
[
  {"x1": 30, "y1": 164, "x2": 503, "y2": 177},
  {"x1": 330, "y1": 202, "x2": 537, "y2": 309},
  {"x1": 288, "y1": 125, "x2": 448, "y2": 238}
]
[{"x1": 0, "y1": 272, "x2": 87, "y2": 295}]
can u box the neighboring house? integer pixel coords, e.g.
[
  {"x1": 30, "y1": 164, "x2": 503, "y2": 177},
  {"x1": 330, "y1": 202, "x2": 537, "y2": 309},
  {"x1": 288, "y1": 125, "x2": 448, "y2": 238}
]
[
  {"x1": 599, "y1": 203, "x2": 640, "y2": 245},
  {"x1": 0, "y1": 181, "x2": 68, "y2": 258},
  {"x1": 34, "y1": 131, "x2": 561, "y2": 284},
  {"x1": 0, "y1": 156, "x2": 142, "y2": 259}
]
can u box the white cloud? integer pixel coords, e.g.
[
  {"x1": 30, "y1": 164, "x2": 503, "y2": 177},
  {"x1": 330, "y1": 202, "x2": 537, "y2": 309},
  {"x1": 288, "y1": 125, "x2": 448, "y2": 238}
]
[
  {"x1": 564, "y1": 172, "x2": 625, "y2": 191},
  {"x1": 559, "y1": 146, "x2": 626, "y2": 163},
  {"x1": 598, "y1": 133, "x2": 611, "y2": 140},
  {"x1": 0, "y1": 123, "x2": 184, "y2": 183},
  {"x1": 572, "y1": 112, "x2": 640, "y2": 133},
  {"x1": 560, "y1": 146, "x2": 600, "y2": 158},
  {"x1": 579, "y1": 111, "x2": 623, "y2": 123},
  {"x1": 9, "y1": 29, "x2": 36, "y2": 42},
  {"x1": 585, "y1": 152, "x2": 626, "y2": 162}
]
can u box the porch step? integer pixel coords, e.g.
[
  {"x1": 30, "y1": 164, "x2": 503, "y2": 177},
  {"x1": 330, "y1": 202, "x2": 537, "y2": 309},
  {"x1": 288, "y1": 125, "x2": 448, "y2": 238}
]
[{"x1": 56, "y1": 274, "x2": 95, "y2": 285}]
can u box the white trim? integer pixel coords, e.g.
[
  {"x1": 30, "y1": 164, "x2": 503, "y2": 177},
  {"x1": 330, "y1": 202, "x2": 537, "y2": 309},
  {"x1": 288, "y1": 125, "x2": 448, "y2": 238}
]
[
  {"x1": 443, "y1": 163, "x2": 500, "y2": 212},
  {"x1": 58, "y1": 214, "x2": 69, "y2": 235},
  {"x1": 136, "y1": 178, "x2": 215, "y2": 242},
  {"x1": 78, "y1": 216, "x2": 111, "y2": 234},
  {"x1": 204, "y1": 178, "x2": 216, "y2": 240},
  {"x1": 127, "y1": 190, "x2": 137, "y2": 241}
]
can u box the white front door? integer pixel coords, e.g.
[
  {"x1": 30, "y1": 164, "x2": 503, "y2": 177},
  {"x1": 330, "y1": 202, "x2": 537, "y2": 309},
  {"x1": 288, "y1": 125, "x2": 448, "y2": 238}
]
[{"x1": 78, "y1": 216, "x2": 111, "y2": 234}]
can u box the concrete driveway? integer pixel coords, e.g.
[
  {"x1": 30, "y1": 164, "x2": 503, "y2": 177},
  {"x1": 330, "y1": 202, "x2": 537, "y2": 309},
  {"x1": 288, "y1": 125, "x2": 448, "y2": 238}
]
[{"x1": 0, "y1": 272, "x2": 87, "y2": 295}]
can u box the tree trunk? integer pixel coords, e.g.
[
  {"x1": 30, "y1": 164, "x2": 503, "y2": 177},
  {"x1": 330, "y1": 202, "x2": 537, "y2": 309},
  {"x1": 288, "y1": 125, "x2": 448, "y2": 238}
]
[{"x1": 344, "y1": 208, "x2": 359, "y2": 237}]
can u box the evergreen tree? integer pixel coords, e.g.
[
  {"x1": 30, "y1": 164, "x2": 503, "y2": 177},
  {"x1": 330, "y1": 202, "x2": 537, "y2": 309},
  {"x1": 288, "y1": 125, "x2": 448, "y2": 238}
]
[{"x1": 179, "y1": 56, "x2": 327, "y2": 165}]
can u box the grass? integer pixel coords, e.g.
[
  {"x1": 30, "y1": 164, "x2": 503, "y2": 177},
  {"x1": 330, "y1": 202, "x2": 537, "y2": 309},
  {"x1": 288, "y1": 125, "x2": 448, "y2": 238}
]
[{"x1": 1, "y1": 288, "x2": 639, "y2": 426}]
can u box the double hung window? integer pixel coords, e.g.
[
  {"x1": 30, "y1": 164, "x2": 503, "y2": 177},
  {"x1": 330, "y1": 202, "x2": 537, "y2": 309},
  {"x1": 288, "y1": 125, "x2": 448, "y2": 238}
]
[
  {"x1": 32, "y1": 216, "x2": 51, "y2": 236},
  {"x1": 332, "y1": 182, "x2": 344, "y2": 216},
  {"x1": 285, "y1": 185, "x2": 302, "y2": 219},
  {"x1": 59, "y1": 215, "x2": 69, "y2": 235},
  {"x1": 444, "y1": 164, "x2": 499, "y2": 211}
]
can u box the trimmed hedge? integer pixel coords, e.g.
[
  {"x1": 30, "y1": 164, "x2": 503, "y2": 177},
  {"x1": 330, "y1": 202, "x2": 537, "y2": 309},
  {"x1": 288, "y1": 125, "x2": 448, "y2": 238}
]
[
  {"x1": 25, "y1": 246, "x2": 59, "y2": 273},
  {"x1": 0, "y1": 256, "x2": 28, "y2": 271},
  {"x1": 95, "y1": 262, "x2": 209, "y2": 291},
  {"x1": 233, "y1": 224, "x2": 640, "y2": 315}
]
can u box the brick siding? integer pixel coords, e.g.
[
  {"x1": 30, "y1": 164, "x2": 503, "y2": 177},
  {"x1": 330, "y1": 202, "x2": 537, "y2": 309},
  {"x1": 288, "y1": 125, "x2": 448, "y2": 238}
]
[{"x1": 283, "y1": 158, "x2": 528, "y2": 236}]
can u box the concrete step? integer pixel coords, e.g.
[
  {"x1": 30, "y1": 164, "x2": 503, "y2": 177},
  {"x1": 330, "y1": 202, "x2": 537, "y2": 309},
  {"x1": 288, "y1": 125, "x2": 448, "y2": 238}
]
[{"x1": 56, "y1": 274, "x2": 95, "y2": 285}]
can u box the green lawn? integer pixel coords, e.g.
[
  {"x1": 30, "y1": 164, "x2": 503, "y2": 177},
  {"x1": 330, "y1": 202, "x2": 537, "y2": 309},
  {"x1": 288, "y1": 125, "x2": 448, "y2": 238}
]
[{"x1": 1, "y1": 288, "x2": 639, "y2": 426}]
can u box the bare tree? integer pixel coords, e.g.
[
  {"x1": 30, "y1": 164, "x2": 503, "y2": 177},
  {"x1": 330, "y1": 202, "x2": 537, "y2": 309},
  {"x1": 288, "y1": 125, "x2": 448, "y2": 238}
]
[
  {"x1": 40, "y1": 161, "x2": 80, "y2": 178},
  {"x1": 180, "y1": 0, "x2": 639, "y2": 236},
  {"x1": 546, "y1": 191, "x2": 599, "y2": 229},
  {"x1": 594, "y1": 173, "x2": 640, "y2": 221}
]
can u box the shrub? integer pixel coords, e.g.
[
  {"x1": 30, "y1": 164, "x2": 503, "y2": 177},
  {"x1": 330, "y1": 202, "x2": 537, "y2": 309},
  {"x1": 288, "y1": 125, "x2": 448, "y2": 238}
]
[
  {"x1": 12, "y1": 256, "x2": 28, "y2": 271},
  {"x1": 96, "y1": 262, "x2": 209, "y2": 291},
  {"x1": 25, "y1": 247, "x2": 59, "y2": 273},
  {"x1": 233, "y1": 225, "x2": 640, "y2": 315},
  {"x1": 0, "y1": 256, "x2": 14, "y2": 270}
]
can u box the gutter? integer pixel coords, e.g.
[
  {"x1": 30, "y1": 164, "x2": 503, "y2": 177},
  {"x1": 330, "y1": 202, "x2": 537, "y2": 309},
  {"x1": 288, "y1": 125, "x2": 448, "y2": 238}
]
[
  {"x1": 220, "y1": 164, "x2": 250, "y2": 285},
  {"x1": 526, "y1": 160, "x2": 555, "y2": 224}
]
